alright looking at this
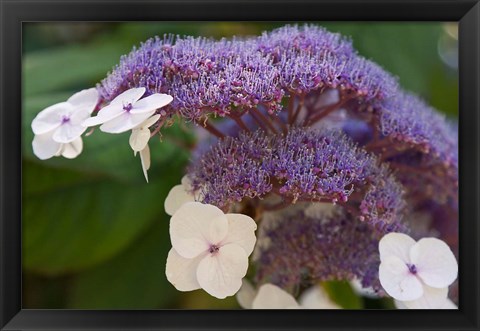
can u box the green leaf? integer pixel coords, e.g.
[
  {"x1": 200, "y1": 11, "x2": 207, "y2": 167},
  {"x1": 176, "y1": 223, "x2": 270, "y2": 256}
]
[
  {"x1": 23, "y1": 41, "x2": 128, "y2": 96},
  {"x1": 322, "y1": 23, "x2": 443, "y2": 98},
  {"x1": 322, "y1": 281, "x2": 363, "y2": 309},
  {"x1": 23, "y1": 153, "x2": 186, "y2": 276},
  {"x1": 68, "y1": 221, "x2": 176, "y2": 309}
]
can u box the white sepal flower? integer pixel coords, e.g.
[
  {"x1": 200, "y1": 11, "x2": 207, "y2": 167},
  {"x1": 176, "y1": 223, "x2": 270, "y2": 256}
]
[
  {"x1": 129, "y1": 114, "x2": 160, "y2": 183},
  {"x1": 378, "y1": 233, "x2": 458, "y2": 303},
  {"x1": 237, "y1": 282, "x2": 340, "y2": 309},
  {"x1": 83, "y1": 87, "x2": 172, "y2": 133},
  {"x1": 31, "y1": 88, "x2": 98, "y2": 160},
  {"x1": 164, "y1": 176, "x2": 199, "y2": 216},
  {"x1": 252, "y1": 284, "x2": 300, "y2": 309},
  {"x1": 395, "y1": 295, "x2": 458, "y2": 309},
  {"x1": 165, "y1": 202, "x2": 257, "y2": 299},
  {"x1": 298, "y1": 285, "x2": 340, "y2": 309}
]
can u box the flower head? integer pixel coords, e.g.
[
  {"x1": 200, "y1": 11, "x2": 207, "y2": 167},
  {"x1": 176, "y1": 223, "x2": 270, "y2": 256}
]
[
  {"x1": 254, "y1": 206, "x2": 383, "y2": 292},
  {"x1": 31, "y1": 88, "x2": 98, "y2": 160},
  {"x1": 189, "y1": 128, "x2": 406, "y2": 230},
  {"x1": 165, "y1": 202, "x2": 257, "y2": 299},
  {"x1": 83, "y1": 87, "x2": 172, "y2": 133},
  {"x1": 378, "y1": 232, "x2": 458, "y2": 306}
]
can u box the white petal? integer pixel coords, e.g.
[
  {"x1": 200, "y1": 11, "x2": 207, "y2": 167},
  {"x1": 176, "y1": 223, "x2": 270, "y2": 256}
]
[
  {"x1": 164, "y1": 184, "x2": 195, "y2": 216},
  {"x1": 379, "y1": 232, "x2": 416, "y2": 263},
  {"x1": 32, "y1": 131, "x2": 62, "y2": 160},
  {"x1": 52, "y1": 121, "x2": 88, "y2": 143},
  {"x1": 31, "y1": 102, "x2": 70, "y2": 135},
  {"x1": 134, "y1": 114, "x2": 161, "y2": 130},
  {"x1": 131, "y1": 93, "x2": 173, "y2": 114},
  {"x1": 61, "y1": 137, "x2": 83, "y2": 159},
  {"x1": 221, "y1": 214, "x2": 257, "y2": 256},
  {"x1": 196, "y1": 243, "x2": 248, "y2": 299},
  {"x1": 400, "y1": 286, "x2": 448, "y2": 309},
  {"x1": 100, "y1": 111, "x2": 154, "y2": 134},
  {"x1": 441, "y1": 299, "x2": 458, "y2": 309},
  {"x1": 69, "y1": 107, "x2": 93, "y2": 125},
  {"x1": 409, "y1": 238, "x2": 458, "y2": 288},
  {"x1": 170, "y1": 202, "x2": 228, "y2": 258},
  {"x1": 110, "y1": 87, "x2": 145, "y2": 106},
  {"x1": 298, "y1": 285, "x2": 340, "y2": 309},
  {"x1": 165, "y1": 248, "x2": 203, "y2": 292},
  {"x1": 236, "y1": 279, "x2": 256, "y2": 309},
  {"x1": 181, "y1": 175, "x2": 193, "y2": 189},
  {"x1": 130, "y1": 129, "x2": 151, "y2": 152},
  {"x1": 379, "y1": 255, "x2": 424, "y2": 301},
  {"x1": 67, "y1": 88, "x2": 99, "y2": 112},
  {"x1": 82, "y1": 104, "x2": 123, "y2": 127},
  {"x1": 252, "y1": 284, "x2": 299, "y2": 309},
  {"x1": 139, "y1": 145, "x2": 151, "y2": 183},
  {"x1": 394, "y1": 300, "x2": 408, "y2": 309}
]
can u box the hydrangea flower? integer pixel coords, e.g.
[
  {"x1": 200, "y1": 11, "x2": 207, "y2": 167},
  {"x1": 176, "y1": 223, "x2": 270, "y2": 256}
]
[
  {"x1": 31, "y1": 88, "x2": 98, "y2": 159},
  {"x1": 237, "y1": 282, "x2": 340, "y2": 309},
  {"x1": 31, "y1": 24, "x2": 459, "y2": 308},
  {"x1": 164, "y1": 175, "x2": 198, "y2": 216},
  {"x1": 165, "y1": 202, "x2": 257, "y2": 299},
  {"x1": 378, "y1": 233, "x2": 458, "y2": 307},
  {"x1": 83, "y1": 87, "x2": 172, "y2": 133}
]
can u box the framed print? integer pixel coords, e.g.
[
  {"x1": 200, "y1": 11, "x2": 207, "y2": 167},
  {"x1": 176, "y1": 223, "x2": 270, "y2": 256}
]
[{"x1": 1, "y1": 0, "x2": 479, "y2": 330}]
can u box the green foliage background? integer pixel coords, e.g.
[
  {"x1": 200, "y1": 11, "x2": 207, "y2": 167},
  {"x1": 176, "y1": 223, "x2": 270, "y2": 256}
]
[{"x1": 22, "y1": 22, "x2": 458, "y2": 309}]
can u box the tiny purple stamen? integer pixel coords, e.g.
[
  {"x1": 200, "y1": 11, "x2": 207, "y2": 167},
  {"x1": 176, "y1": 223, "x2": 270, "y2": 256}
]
[
  {"x1": 407, "y1": 263, "x2": 417, "y2": 274},
  {"x1": 61, "y1": 116, "x2": 70, "y2": 124},
  {"x1": 123, "y1": 103, "x2": 133, "y2": 112},
  {"x1": 209, "y1": 244, "x2": 220, "y2": 254}
]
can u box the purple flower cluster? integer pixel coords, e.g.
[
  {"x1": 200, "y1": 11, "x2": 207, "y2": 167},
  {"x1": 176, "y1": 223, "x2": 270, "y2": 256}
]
[
  {"x1": 97, "y1": 25, "x2": 456, "y2": 199},
  {"x1": 97, "y1": 25, "x2": 396, "y2": 119},
  {"x1": 254, "y1": 207, "x2": 383, "y2": 294},
  {"x1": 96, "y1": 24, "x2": 458, "y2": 294},
  {"x1": 188, "y1": 128, "x2": 406, "y2": 231}
]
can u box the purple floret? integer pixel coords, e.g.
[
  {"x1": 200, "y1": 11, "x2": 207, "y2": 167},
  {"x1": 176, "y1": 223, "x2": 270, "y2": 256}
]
[
  {"x1": 188, "y1": 128, "x2": 406, "y2": 230},
  {"x1": 254, "y1": 207, "x2": 383, "y2": 294},
  {"x1": 96, "y1": 25, "x2": 396, "y2": 122}
]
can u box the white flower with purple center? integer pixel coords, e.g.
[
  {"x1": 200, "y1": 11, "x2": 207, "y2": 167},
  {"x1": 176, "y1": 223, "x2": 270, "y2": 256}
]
[
  {"x1": 83, "y1": 87, "x2": 172, "y2": 133},
  {"x1": 31, "y1": 88, "x2": 98, "y2": 160},
  {"x1": 379, "y1": 232, "x2": 458, "y2": 308},
  {"x1": 165, "y1": 202, "x2": 257, "y2": 299},
  {"x1": 237, "y1": 281, "x2": 340, "y2": 309}
]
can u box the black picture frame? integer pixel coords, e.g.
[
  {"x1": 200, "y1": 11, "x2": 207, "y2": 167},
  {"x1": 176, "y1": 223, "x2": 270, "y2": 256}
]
[{"x1": 1, "y1": 0, "x2": 479, "y2": 330}]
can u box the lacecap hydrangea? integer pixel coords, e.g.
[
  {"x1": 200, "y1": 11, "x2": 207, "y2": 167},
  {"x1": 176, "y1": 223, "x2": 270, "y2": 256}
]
[{"x1": 33, "y1": 25, "x2": 459, "y2": 307}]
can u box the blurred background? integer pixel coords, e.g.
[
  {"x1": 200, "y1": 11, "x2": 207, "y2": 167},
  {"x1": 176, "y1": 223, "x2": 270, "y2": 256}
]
[{"x1": 22, "y1": 22, "x2": 458, "y2": 309}]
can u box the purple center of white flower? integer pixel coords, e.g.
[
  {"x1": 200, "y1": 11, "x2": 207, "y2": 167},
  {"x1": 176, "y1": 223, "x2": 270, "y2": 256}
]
[
  {"x1": 61, "y1": 116, "x2": 70, "y2": 124},
  {"x1": 123, "y1": 103, "x2": 133, "y2": 112},
  {"x1": 407, "y1": 263, "x2": 418, "y2": 274},
  {"x1": 209, "y1": 244, "x2": 220, "y2": 254}
]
